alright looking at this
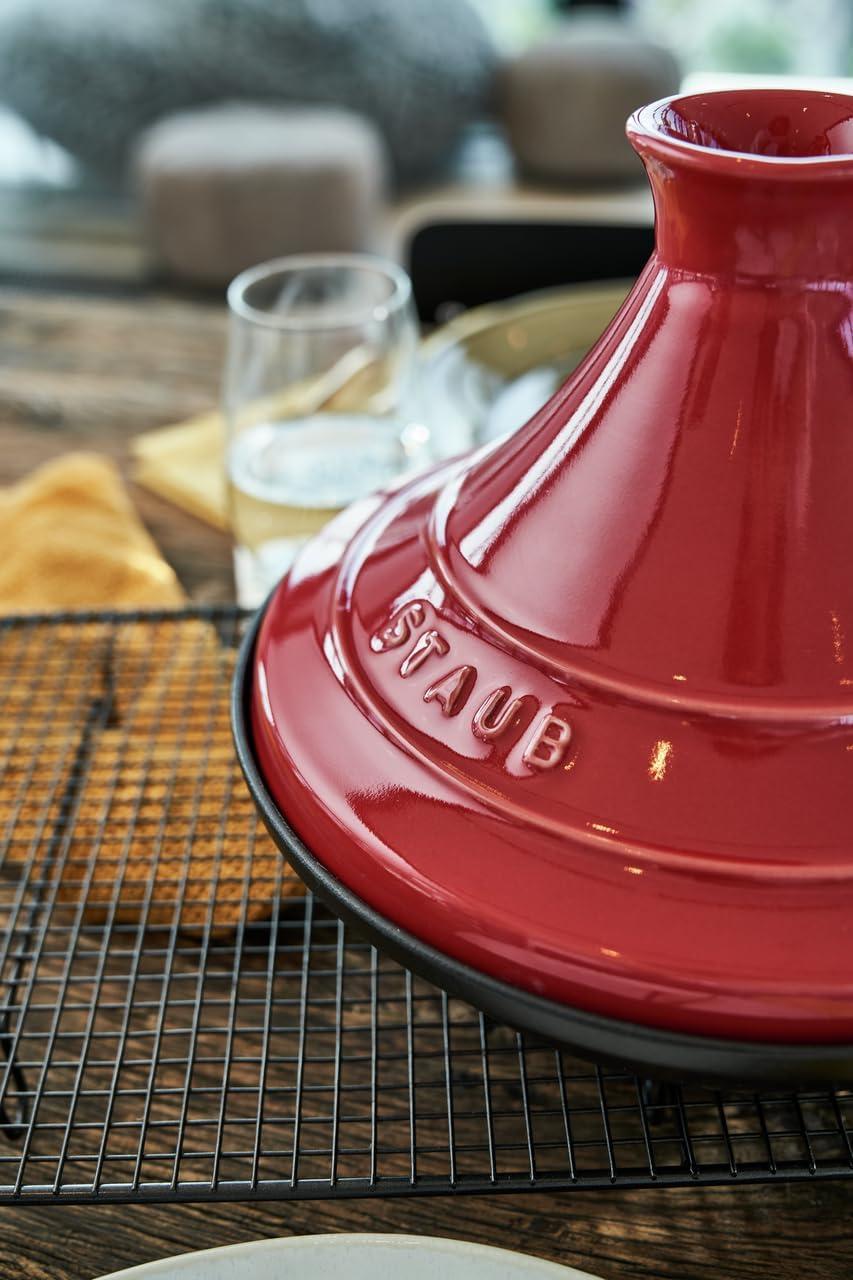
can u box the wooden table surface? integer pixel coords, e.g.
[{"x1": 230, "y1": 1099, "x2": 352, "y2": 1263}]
[{"x1": 1, "y1": 286, "x2": 852, "y2": 1279}]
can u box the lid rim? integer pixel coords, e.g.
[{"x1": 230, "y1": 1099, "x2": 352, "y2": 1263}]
[{"x1": 628, "y1": 89, "x2": 853, "y2": 179}]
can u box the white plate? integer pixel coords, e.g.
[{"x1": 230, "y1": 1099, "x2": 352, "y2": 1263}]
[{"x1": 96, "y1": 1232, "x2": 607, "y2": 1280}]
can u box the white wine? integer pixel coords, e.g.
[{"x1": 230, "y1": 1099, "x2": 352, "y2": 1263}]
[{"x1": 228, "y1": 415, "x2": 411, "y2": 606}]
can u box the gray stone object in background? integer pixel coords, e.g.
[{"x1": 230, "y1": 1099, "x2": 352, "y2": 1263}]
[
  {"x1": 0, "y1": 0, "x2": 496, "y2": 186},
  {"x1": 134, "y1": 105, "x2": 388, "y2": 286},
  {"x1": 502, "y1": 15, "x2": 680, "y2": 184}
]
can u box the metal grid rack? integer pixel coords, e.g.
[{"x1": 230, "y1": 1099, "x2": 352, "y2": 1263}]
[{"x1": 1, "y1": 607, "x2": 852, "y2": 1206}]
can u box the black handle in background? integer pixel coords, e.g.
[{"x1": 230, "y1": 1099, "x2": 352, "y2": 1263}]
[{"x1": 407, "y1": 220, "x2": 654, "y2": 323}]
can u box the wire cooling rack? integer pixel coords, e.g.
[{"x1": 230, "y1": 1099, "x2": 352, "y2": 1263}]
[{"x1": 1, "y1": 607, "x2": 852, "y2": 1206}]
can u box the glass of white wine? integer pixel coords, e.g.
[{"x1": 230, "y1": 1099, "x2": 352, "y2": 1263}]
[{"x1": 224, "y1": 253, "x2": 426, "y2": 607}]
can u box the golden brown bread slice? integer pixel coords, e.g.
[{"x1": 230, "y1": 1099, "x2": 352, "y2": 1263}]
[
  {"x1": 110, "y1": 617, "x2": 228, "y2": 741},
  {"x1": 42, "y1": 727, "x2": 303, "y2": 935},
  {"x1": 0, "y1": 455, "x2": 303, "y2": 932},
  {"x1": 0, "y1": 619, "x2": 110, "y2": 844},
  {"x1": 9, "y1": 623, "x2": 304, "y2": 936}
]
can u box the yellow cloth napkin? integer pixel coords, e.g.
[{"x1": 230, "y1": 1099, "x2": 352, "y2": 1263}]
[
  {"x1": 0, "y1": 452, "x2": 185, "y2": 611},
  {"x1": 133, "y1": 411, "x2": 229, "y2": 532}
]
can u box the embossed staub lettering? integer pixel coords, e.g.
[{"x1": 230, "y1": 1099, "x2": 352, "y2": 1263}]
[
  {"x1": 423, "y1": 665, "x2": 476, "y2": 717},
  {"x1": 471, "y1": 686, "x2": 527, "y2": 741},
  {"x1": 370, "y1": 600, "x2": 427, "y2": 652},
  {"x1": 370, "y1": 601, "x2": 574, "y2": 770},
  {"x1": 522, "y1": 714, "x2": 572, "y2": 770},
  {"x1": 399, "y1": 629, "x2": 449, "y2": 677}
]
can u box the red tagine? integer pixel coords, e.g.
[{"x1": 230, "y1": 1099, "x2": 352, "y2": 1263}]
[{"x1": 244, "y1": 90, "x2": 853, "y2": 1075}]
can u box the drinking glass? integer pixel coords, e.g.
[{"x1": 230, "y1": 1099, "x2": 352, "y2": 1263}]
[{"x1": 224, "y1": 253, "x2": 425, "y2": 607}]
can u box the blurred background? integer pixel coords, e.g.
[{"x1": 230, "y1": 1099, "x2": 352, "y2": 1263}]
[{"x1": 0, "y1": 0, "x2": 849, "y2": 315}]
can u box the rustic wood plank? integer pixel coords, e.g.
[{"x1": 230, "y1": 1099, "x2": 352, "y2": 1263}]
[{"x1": 9, "y1": 1181, "x2": 853, "y2": 1279}]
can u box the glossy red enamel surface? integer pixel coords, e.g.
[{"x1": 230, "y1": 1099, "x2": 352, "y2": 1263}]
[{"x1": 252, "y1": 91, "x2": 853, "y2": 1044}]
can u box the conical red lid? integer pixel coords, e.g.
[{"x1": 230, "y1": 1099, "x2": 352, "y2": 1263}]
[{"x1": 251, "y1": 90, "x2": 853, "y2": 1047}]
